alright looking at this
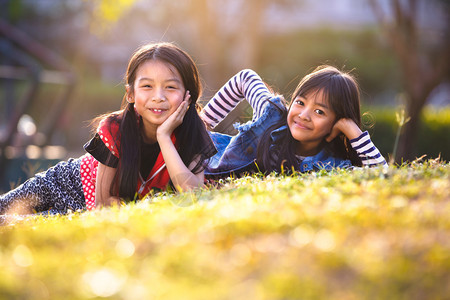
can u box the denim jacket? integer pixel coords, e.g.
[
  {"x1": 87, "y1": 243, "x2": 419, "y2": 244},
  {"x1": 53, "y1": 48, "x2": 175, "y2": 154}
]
[{"x1": 205, "y1": 96, "x2": 352, "y2": 177}]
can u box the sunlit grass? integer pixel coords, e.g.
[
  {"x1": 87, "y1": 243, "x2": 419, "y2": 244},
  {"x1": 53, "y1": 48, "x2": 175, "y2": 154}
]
[{"x1": 1, "y1": 159, "x2": 449, "y2": 300}]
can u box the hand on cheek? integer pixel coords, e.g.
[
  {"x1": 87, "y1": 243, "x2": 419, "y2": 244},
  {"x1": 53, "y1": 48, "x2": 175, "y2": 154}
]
[
  {"x1": 326, "y1": 118, "x2": 362, "y2": 142},
  {"x1": 157, "y1": 91, "x2": 191, "y2": 139}
]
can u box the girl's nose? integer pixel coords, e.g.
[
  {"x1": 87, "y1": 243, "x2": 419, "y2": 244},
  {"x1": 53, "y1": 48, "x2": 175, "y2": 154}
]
[
  {"x1": 152, "y1": 88, "x2": 166, "y2": 102},
  {"x1": 299, "y1": 108, "x2": 311, "y2": 121}
]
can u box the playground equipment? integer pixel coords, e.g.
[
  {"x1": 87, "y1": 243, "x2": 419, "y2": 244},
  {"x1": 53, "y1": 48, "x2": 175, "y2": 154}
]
[{"x1": 0, "y1": 19, "x2": 76, "y2": 190}]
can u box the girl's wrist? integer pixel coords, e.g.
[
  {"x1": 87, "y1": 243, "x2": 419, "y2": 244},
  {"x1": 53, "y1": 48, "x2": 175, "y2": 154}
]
[
  {"x1": 342, "y1": 120, "x2": 362, "y2": 140},
  {"x1": 335, "y1": 118, "x2": 361, "y2": 140},
  {"x1": 156, "y1": 131, "x2": 172, "y2": 144}
]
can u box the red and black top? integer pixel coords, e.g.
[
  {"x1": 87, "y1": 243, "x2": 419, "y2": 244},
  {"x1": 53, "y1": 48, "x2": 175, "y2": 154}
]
[{"x1": 80, "y1": 117, "x2": 176, "y2": 210}]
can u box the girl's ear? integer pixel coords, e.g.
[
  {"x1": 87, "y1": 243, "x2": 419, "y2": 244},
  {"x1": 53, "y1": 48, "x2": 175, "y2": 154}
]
[
  {"x1": 126, "y1": 85, "x2": 135, "y2": 103},
  {"x1": 185, "y1": 90, "x2": 192, "y2": 105}
]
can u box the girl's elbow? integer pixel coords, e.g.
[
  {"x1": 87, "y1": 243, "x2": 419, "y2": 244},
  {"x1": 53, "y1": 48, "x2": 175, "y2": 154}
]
[
  {"x1": 240, "y1": 69, "x2": 257, "y2": 77},
  {"x1": 174, "y1": 176, "x2": 204, "y2": 192},
  {"x1": 175, "y1": 181, "x2": 203, "y2": 193},
  {"x1": 96, "y1": 195, "x2": 121, "y2": 208}
]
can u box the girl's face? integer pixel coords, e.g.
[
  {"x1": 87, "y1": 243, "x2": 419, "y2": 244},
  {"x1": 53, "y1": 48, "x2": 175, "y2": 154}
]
[
  {"x1": 287, "y1": 89, "x2": 336, "y2": 156},
  {"x1": 128, "y1": 59, "x2": 185, "y2": 142}
]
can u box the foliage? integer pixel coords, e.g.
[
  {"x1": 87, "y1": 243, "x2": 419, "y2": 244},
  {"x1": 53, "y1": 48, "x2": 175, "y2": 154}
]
[
  {"x1": 366, "y1": 107, "x2": 450, "y2": 162},
  {"x1": 258, "y1": 28, "x2": 401, "y2": 98},
  {"x1": 1, "y1": 160, "x2": 449, "y2": 299},
  {"x1": 84, "y1": 0, "x2": 136, "y2": 35}
]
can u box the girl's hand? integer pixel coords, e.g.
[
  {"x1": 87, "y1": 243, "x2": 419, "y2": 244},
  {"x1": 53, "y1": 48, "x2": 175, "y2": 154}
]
[
  {"x1": 157, "y1": 91, "x2": 191, "y2": 139},
  {"x1": 326, "y1": 118, "x2": 362, "y2": 142}
]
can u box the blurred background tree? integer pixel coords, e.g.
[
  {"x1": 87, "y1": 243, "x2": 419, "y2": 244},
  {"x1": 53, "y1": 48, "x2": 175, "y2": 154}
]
[{"x1": 369, "y1": 0, "x2": 450, "y2": 162}]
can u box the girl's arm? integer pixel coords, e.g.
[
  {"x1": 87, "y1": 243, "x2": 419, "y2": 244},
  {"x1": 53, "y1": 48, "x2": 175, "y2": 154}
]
[
  {"x1": 200, "y1": 69, "x2": 273, "y2": 129},
  {"x1": 157, "y1": 94, "x2": 204, "y2": 191},
  {"x1": 327, "y1": 118, "x2": 388, "y2": 167},
  {"x1": 95, "y1": 163, "x2": 121, "y2": 207}
]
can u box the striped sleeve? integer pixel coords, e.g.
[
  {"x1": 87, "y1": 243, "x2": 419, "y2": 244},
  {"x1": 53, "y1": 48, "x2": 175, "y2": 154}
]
[
  {"x1": 200, "y1": 69, "x2": 273, "y2": 129},
  {"x1": 350, "y1": 131, "x2": 388, "y2": 167}
]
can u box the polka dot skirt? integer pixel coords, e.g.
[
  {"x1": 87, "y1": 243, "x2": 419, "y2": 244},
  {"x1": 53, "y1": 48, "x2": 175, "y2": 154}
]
[
  {"x1": 80, "y1": 122, "x2": 120, "y2": 210},
  {"x1": 80, "y1": 154, "x2": 98, "y2": 210}
]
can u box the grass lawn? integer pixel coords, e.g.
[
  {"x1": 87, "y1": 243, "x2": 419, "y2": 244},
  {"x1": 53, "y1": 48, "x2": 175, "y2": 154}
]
[{"x1": 0, "y1": 159, "x2": 449, "y2": 300}]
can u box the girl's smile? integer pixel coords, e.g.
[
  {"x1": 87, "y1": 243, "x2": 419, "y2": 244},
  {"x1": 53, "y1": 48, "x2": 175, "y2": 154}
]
[
  {"x1": 287, "y1": 89, "x2": 336, "y2": 156},
  {"x1": 149, "y1": 108, "x2": 167, "y2": 114},
  {"x1": 291, "y1": 119, "x2": 312, "y2": 130}
]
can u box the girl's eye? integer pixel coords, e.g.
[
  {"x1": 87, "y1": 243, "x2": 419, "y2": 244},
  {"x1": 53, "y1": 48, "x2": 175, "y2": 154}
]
[
  {"x1": 143, "y1": 84, "x2": 152, "y2": 88},
  {"x1": 167, "y1": 86, "x2": 177, "y2": 89},
  {"x1": 315, "y1": 109, "x2": 325, "y2": 115},
  {"x1": 296, "y1": 100, "x2": 304, "y2": 106}
]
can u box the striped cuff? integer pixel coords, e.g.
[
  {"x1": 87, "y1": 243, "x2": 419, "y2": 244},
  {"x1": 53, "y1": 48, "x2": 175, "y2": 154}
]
[
  {"x1": 199, "y1": 110, "x2": 219, "y2": 129},
  {"x1": 350, "y1": 131, "x2": 387, "y2": 166}
]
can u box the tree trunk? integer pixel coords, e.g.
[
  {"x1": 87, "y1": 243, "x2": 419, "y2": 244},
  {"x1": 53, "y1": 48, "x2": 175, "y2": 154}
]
[{"x1": 396, "y1": 98, "x2": 423, "y2": 162}]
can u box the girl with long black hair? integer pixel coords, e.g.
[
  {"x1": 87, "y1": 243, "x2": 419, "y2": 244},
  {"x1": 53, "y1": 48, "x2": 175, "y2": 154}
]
[{"x1": 0, "y1": 42, "x2": 216, "y2": 215}]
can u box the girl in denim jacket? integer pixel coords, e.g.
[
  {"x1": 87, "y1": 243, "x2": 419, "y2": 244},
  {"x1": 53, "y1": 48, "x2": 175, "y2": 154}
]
[{"x1": 200, "y1": 66, "x2": 387, "y2": 178}]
